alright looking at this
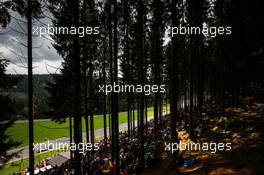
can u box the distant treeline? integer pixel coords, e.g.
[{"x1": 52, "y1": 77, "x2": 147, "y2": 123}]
[
  {"x1": 2, "y1": 74, "x2": 151, "y2": 119},
  {"x1": 0, "y1": 74, "x2": 52, "y2": 119}
]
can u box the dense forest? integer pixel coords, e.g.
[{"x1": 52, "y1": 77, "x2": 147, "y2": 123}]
[
  {"x1": 0, "y1": 0, "x2": 264, "y2": 175},
  {"x1": 0, "y1": 75, "x2": 51, "y2": 119},
  {"x1": 1, "y1": 74, "x2": 145, "y2": 119}
]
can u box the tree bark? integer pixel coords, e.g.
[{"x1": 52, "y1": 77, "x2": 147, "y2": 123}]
[
  {"x1": 73, "y1": 0, "x2": 82, "y2": 172},
  {"x1": 27, "y1": 0, "x2": 34, "y2": 174}
]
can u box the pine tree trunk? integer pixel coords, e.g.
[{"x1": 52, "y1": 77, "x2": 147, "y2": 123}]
[
  {"x1": 170, "y1": 0, "x2": 180, "y2": 161},
  {"x1": 127, "y1": 93, "x2": 131, "y2": 138},
  {"x1": 132, "y1": 95, "x2": 135, "y2": 137},
  {"x1": 84, "y1": 70, "x2": 89, "y2": 143},
  {"x1": 145, "y1": 96, "x2": 148, "y2": 132},
  {"x1": 137, "y1": 0, "x2": 145, "y2": 164},
  {"x1": 113, "y1": 0, "x2": 120, "y2": 173},
  {"x1": 68, "y1": 86, "x2": 73, "y2": 164},
  {"x1": 73, "y1": 0, "x2": 82, "y2": 173},
  {"x1": 27, "y1": 0, "x2": 34, "y2": 173},
  {"x1": 108, "y1": 0, "x2": 115, "y2": 162},
  {"x1": 103, "y1": 39, "x2": 107, "y2": 143}
]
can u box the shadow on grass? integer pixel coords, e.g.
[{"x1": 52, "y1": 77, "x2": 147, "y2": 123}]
[{"x1": 36, "y1": 123, "x2": 69, "y2": 129}]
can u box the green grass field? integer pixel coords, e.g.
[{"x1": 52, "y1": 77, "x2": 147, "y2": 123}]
[
  {"x1": 7, "y1": 108, "x2": 155, "y2": 148},
  {"x1": 0, "y1": 150, "x2": 62, "y2": 175}
]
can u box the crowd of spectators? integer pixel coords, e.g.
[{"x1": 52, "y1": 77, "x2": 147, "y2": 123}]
[
  {"x1": 15, "y1": 97, "x2": 263, "y2": 175},
  {"x1": 12, "y1": 115, "x2": 172, "y2": 175}
]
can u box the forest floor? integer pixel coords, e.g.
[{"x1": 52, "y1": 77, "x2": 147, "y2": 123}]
[{"x1": 142, "y1": 105, "x2": 264, "y2": 175}]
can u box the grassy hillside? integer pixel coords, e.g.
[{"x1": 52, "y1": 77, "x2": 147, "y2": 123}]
[{"x1": 7, "y1": 108, "x2": 154, "y2": 148}]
